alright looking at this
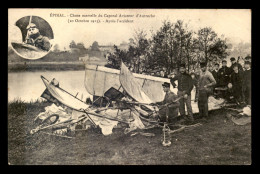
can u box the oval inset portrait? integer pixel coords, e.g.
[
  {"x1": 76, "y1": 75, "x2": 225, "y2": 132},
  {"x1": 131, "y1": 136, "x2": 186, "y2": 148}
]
[{"x1": 10, "y1": 15, "x2": 54, "y2": 60}]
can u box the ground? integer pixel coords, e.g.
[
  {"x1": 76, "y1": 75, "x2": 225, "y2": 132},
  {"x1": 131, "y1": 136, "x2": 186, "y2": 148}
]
[{"x1": 8, "y1": 101, "x2": 251, "y2": 165}]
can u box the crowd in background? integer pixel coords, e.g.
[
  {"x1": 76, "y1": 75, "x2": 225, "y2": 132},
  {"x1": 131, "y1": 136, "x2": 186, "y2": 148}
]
[{"x1": 153, "y1": 56, "x2": 251, "y2": 126}]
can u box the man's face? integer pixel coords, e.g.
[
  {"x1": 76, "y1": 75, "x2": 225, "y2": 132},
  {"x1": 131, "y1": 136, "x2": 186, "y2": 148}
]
[
  {"x1": 179, "y1": 67, "x2": 186, "y2": 74},
  {"x1": 233, "y1": 66, "x2": 238, "y2": 73},
  {"x1": 28, "y1": 27, "x2": 39, "y2": 36},
  {"x1": 244, "y1": 64, "x2": 250, "y2": 69},
  {"x1": 222, "y1": 62, "x2": 227, "y2": 67},
  {"x1": 160, "y1": 71, "x2": 164, "y2": 76},
  {"x1": 191, "y1": 74, "x2": 195, "y2": 79},
  {"x1": 201, "y1": 66, "x2": 207, "y2": 72},
  {"x1": 163, "y1": 86, "x2": 170, "y2": 92},
  {"x1": 215, "y1": 65, "x2": 219, "y2": 70},
  {"x1": 231, "y1": 60, "x2": 236, "y2": 64}
]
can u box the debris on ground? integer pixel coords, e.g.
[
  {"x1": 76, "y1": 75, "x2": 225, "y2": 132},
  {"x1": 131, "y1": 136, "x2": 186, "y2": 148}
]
[{"x1": 226, "y1": 105, "x2": 251, "y2": 126}]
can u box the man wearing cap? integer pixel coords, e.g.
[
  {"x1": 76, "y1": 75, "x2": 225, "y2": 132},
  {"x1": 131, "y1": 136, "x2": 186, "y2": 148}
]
[
  {"x1": 218, "y1": 60, "x2": 231, "y2": 87},
  {"x1": 228, "y1": 64, "x2": 244, "y2": 105},
  {"x1": 243, "y1": 61, "x2": 251, "y2": 105},
  {"x1": 154, "y1": 82, "x2": 180, "y2": 126},
  {"x1": 24, "y1": 23, "x2": 51, "y2": 51},
  {"x1": 230, "y1": 57, "x2": 243, "y2": 73},
  {"x1": 195, "y1": 62, "x2": 216, "y2": 120},
  {"x1": 244, "y1": 56, "x2": 251, "y2": 63},
  {"x1": 170, "y1": 63, "x2": 194, "y2": 122}
]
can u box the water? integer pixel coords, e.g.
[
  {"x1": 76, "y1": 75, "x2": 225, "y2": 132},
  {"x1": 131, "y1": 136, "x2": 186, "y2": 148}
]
[
  {"x1": 8, "y1": 70, "x2": 220, "y2": 114},
  {"x1": 8, "y1": 71, "x2": 91, "y2": 102}
]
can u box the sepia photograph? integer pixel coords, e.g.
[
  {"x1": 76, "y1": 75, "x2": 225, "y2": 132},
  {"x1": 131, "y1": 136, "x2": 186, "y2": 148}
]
[
  {"x1": 10, "y1": 15, "x2": 53, "y2": 59},
  {"x1": 8, "y1": 8, "x2": 251, "y2": 165}
]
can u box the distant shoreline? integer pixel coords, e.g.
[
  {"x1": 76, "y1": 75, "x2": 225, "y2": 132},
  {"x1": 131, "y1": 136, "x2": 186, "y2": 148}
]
[{"x1": 8, "y1": 61, "x2": 106, "y2": 72}]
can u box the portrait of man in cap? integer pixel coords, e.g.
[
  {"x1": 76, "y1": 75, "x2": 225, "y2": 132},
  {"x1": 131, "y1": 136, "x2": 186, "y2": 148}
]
[
  {"x1": 25, "y1": 23, "x2": 51, "y2": 51},
  {"x1": 10, "y1": 15, "x2": 54, "y2": 59}
]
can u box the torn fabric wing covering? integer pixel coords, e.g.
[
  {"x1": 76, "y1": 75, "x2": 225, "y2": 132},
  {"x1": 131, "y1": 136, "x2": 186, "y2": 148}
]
[
  {"x1": 84, "y1": 64, "x2": 122, "y2": 96},
  {"x1": 84, "y1": 64, "x2": 173, "y2": 102},
  {"x1": 119, "y1": 62, "x2": 153, "y2": 104},
  {"x1": 41, "y1": 76, "x2": 90, "y2": 111}
]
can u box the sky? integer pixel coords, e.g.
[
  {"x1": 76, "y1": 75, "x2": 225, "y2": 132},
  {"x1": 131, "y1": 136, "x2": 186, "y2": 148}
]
[{"x1": 8, "y1": 9, "x2": 251, "y2": 50}]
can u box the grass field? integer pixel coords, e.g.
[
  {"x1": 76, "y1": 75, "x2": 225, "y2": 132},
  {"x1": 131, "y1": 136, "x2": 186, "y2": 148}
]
[{"x1": 8, "y1": 100, "x2": 251, "y2": 165}]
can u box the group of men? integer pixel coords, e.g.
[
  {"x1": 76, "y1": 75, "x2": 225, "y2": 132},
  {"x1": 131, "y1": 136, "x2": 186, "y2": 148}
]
[
  {"x1": 211, "y1": 57, "x2": 251, "y2": 106},
  {"x1": 153, "y1": 57, "x2": 251, "y2": 127}
]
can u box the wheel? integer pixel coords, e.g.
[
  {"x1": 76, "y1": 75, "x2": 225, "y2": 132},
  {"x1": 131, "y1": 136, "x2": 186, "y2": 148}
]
[{"x1": 41, "y1": 114, "x2": 60, "y2": 125}]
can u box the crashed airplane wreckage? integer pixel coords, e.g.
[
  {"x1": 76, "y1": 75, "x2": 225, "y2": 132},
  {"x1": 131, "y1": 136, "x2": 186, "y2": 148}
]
[{"x1": 31, "y1": 62, "x2": 227, "y2": 138}]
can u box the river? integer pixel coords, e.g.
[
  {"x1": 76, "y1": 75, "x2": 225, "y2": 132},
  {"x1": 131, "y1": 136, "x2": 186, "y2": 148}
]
[
  {"x1": 8, "y1": 71, "x2": 91, "y2": 102},
  {"x1": 8, "y1": 70, "x2": 221, "y2": 114}
]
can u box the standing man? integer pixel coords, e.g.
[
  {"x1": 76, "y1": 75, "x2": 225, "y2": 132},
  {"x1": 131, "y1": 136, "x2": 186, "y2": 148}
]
[
  {"x1": 218, "y1": 60, "x2": 231, "y2": 100},
  {"x1": 243, "y1": 61, "x2": 251, "y2": 105},
  {"x1": 229, "y1": 65, "x2": 244, "y2": 105},
  {"x1": 195, "y1": 62, "x2": 216, "y2": 120},
  {"x1": 230, "y1": 57, "x2": 243, "y2": 73},
  {"x1": 154, "y1": 82, "x2": 180, "y2": 126},
  {"x1": 218, "y1": 60, "x2": 231, "y2": 87},
  {"x1": 211, "y1": 63, "x2": 220, "y2": 95},
  {"x1": 170, "y1": 64, "x2": 194, "y2": 122},
  {"x1": 211, "y1": 63, "x2": 220, "y2": 86},
  {"x1": 190, "y1": 72, "x2": 198, "y2": 88}
]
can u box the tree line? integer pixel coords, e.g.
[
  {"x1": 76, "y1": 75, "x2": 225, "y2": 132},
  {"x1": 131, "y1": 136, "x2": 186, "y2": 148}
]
[{"x1": 105, "y1": 20, "x2": 231, "y2": 75}]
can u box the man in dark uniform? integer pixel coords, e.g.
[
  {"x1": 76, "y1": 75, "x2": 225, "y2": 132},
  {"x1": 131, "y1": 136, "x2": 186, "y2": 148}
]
[
  {"x1": 190, "y1": 72, "x2": 198, "y2": 89},
  {"x1": 230, "y1": 57, "x2": 243, "y2": 73},
  {"x1": 170, "y1": 63, "x2": 194, "y2": 122},
  {"x1": 25, "y1": 23, "x2": 51, "y2": 51},
  {"x1": 218, "y1": 60, "x2": 231, "y2": 87},
  {"x1": 218, "y1": 60, "x2": 232, "y2": 100},
  {"x1": 154, "y1": 82, "x2": 180, "y2": 125},
  {"x1": 195, "y1": 62, "x2": 216, "y2": 120},
  {"x1": 229, "y1": 65, "x2": 244, "y2": 105},
  {"x1": 243, "y1": 61, "x2": 251, "y2": 105}
]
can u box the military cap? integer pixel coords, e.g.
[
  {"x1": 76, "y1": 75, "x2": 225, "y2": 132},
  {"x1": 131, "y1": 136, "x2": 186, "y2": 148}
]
[
  {"x1": 230, "y1": 57, "x2": 236, "y2": 61},
  {"x1": 162, "y1": 82, "x2": 170, "y2": 88},
  {"x1": 245, "y1": 56, "x2": 251, "y2": 60},
  {"x1": 190, "y1": 72, "x2": 196, "y2": 76},
  {"x1": 215, "y1": 63, "x2": 220, "y2": 66},
  {"x1": 244, "y1": 61, "x2": 251, "y2": 65},
  {"x1": 179, "y1": 63, "x2": 186, "y2": 68},
  {"x1": 200, "y1": 62, "x2": 207, "y2": 67},
  {"x1": 26, "y1": 23, "x2": 37, "y2": 30},
  {"x1": 222, "y1": 60, "x2": 227, "y2": 63}
]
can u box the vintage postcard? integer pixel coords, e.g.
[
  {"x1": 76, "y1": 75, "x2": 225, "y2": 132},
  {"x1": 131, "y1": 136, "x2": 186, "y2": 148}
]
[{"x1": 8, "y1": 8, "x2": 251, "y2": 165}]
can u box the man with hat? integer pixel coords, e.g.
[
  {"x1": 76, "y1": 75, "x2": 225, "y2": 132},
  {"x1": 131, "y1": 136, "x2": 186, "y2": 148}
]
[
  {"x1": 24, "y1": 23, "x2": 51, "y2": 51},
  {"x1": 195, "y1": 62, "x2": 216, "y2": 120},
  {"x1": 244, "y1": 56, "x2": 251, "y2": 63},
  {"x1": 218, "y1": 60, "x2": 231, "y2": 87},
  {"x1": 170, "y1": 63, "x2": 194, "y2": 123},
  {"x1": 228, "y1": 64, "x2": 244, "y2": 105},
  {"x1": 230, "y1": 57, "x2": 243, "y2": 73},
  {"x1": 243, "y1": 61, "x2": 251, "y2": 105},
  {"x1": 153, "y1": 82, "x2": 180, "y2": 126}
]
